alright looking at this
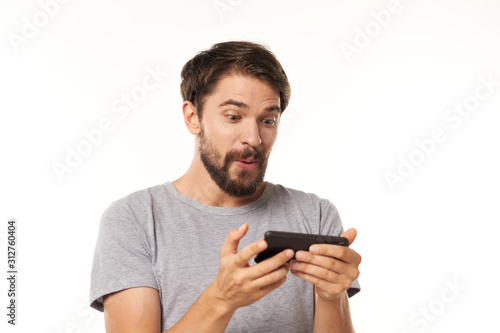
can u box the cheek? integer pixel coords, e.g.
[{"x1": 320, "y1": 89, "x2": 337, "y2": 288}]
[
  {"x1": 206, "y1": 117, "x2": 237, "y2": 138},
  {"x1": 261, "y1": 130, "x2": 278, "y2": 150},
  {"x1": 202, "y1": 122, "x2": 235, "y2": 149},
  {"x1": 210, "y1": 134, "x2": 237, "y2": 158}
]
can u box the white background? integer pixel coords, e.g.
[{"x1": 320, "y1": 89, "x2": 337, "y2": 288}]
[{"x1": 1, "y1": 0, "x2": 499, "y2": 332}]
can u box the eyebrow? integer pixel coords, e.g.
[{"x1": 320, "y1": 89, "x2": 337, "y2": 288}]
[
  {"x1": 218, "y1": 99, "x2": 281, "y2": 113},
  {"x1": 219, "y1": 99, "x2": 248, "y2": 109},
  {"x1": 266, "y1": 105, "x2": 282, "y2": 113}
]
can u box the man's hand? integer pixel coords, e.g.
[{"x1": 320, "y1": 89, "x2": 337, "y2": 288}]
[
  {"x1": 289, "y1": 228, "x2": 361, "y2": 301},
  {"x1": 208, "y1": 223, "x2": 294, "y2": 312}
]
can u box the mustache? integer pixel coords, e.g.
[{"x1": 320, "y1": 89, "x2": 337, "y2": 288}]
[{"x1": 225, "y1": 147, "x2": 264, "y2": 163}]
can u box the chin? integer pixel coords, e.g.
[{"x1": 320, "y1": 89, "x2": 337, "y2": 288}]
[{"x1": 222, "y1": 178, "x2": 263, "y2": 198}]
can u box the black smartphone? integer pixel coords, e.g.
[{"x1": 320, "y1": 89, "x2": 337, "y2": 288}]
[{"x1": 254, "y1": 231, "x2": 348, "y2": 263}]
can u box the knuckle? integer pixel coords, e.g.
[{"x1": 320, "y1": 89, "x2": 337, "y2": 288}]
[
  {"x1": 338, "y1": 247, "x2": 348, "y2": 258},
  {"x1": 316, "y1": 267, "x2": 329, "y2": 280},
  {"x1": 328, "y1": 270, "x2": 338, "y2": 282},
  {"x1": 274, "y1": 265, "x2": 287, "y2": 277},
  {"x1": 327, "y1": 259, "x2": 337, "y2": 271},
  {"x1": 308, "y1": 274, "x2": 320, "y2": 285},
  {"x1": 269, "y1": 252, "x2": 288, "y2": 266},
  {"x1": 327, "y1": 270, "x2": 337, "y2": 281},
  {"x1": 264, "y1": 272, "x2": 281, "y2": 286},
  {"x1": 342, "y1": 279, "x2": 352, "y2": 291},
  {"x1": 255, "y1": 263, "x2": 269, "y2": 276},
  {"x1": 235, "y1": 251, "x2": 246, "y2": 263},
  {"x1": 277, "y1": 267, "x2": 288, "y2": 280},
  {"x1": 314, "y1": 245, "x2": 325, "y2": 255},
  {"x1": 352, "y1": 268, "x2": 360, "y2": 280},
  {"x1": 221, "y1": 255, "x2": 234, "y2": 268},
  {"x1": 228, "y1": 229, "x2": 238, "y2": 238},
  {"x1": 252, "y1": 241, "x2": 264, "y2": 254},
  {"x1": 232, "y1": 273, "x2": 245, "y2": 287}
]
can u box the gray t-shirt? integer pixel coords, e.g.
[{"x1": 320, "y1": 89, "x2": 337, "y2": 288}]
[{"x1": 90, "y1": 181, "x2": 360, "y2": 332}]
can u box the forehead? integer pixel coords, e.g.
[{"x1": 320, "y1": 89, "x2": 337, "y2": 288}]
[{"x1": 207, "y1": 74, "x2": 280, "y2": 106}]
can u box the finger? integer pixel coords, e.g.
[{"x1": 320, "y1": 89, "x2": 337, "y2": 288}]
[
  {"x1": 247, "y1": 249, "x2": 294, "y2": 280},
  {"x1": 252, "y1": 265, "x2": 289, "y2": 290},
  {"x1": 233, "y1": 239, "x2": 268, "y2": 266},
  {"x1": 220, "y1": 223, "x2": 248, "y2": 258},
  {"x1": 291, "y1": 269, "x2": 347, "y2": 298},
  {"x1": 309, "y1": 244, "x2": 361, "y2": 265},
  {"x1": 293, "y1": 252, "x2": 349, "y2": 275},
  {"x1": 341, "y1": 228, "x2": 357, "y2": 246},
  {"x1": 249, "y1": 274, "x2": 288, "y2": 301},
  {"x1": 290, "y1": 258, "x2": 346, "y2": 281},
  {"x1": 290, "y1": 264, "x2": 339, "y2": 285}
]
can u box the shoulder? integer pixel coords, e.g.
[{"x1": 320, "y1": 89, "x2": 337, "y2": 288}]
[
  {"x1": 100, "y1": 184, "x2": 168, "y2": 230},
  {"x1": 268, "y1": 183, "x2": 339, "y2": 217},
  {"x1": 269, "y1": 182, "x2": 334, "y2": 207},
  {"x1": 104, "y1": 184, "x2": 167, "y2": 213}
]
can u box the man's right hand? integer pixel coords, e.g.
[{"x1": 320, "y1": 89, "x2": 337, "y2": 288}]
[
  {"x1": 103, "y1": 223, "x2": 293, "y2": 333},
  {"x1": 207, "y1": 223, "x2": 294, "y2": 312}
]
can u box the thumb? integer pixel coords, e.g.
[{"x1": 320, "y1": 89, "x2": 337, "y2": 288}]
[
  {"x1": 220, "y1": 223, "x2": 248, "y2": 258},
  {"x1": 341, "y1": 228, "x2": 357, "y2": 246}
]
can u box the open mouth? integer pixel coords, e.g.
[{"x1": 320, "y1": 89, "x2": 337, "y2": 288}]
[
  {"x1": 234, "y1": 159, "x2": 258, "y2": 170},
  {"x1": 238, "y1": 159, "x2": 257, "y2": 164}
]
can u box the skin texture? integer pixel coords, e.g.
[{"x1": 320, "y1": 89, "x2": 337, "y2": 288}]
[{"x1": 102, "y1": 74, "x2": 361, "y2": 332}]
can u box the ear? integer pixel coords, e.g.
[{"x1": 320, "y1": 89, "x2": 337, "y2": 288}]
[{"x1": 182, "y1": 101, "x2": 200, "y2": 135}]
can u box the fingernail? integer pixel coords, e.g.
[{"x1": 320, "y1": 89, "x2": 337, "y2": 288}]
[
  {"x1": 296, "y1": 252, "x2": 305, "y2": 260},
  {"x1": 258, "y1": 241, "x2": 267, "y2": 250},
  {"x1": 238, "y1": 223, "x2": 246, "y2": 232},
  {"x1": 285, "y1": 250, "x2": 294, "y2": 259},
  {"x1": 310, "y1": 245, "x2": 319, "y2": 254}
]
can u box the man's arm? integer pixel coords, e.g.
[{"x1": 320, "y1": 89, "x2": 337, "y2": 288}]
[
  {"x1": 290, "y1": 228, "x2": 361, "y2": 333},
  {"x1": 313, "y1": 290, "x2": 355, "y2": 332},
  {"x1": 103, "y1": 285, "x2": 234, "y2": 333},
  {"x1": 103, "y1": 287, "x2": 161, "y2": 333},
  {"x1": 102, "y1": 223, "x2": 294, "y2": 333}
]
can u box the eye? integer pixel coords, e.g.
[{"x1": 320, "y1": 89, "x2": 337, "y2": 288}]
[
  {"x1": 262, "y1": 119, "x2": 276, "y2": 127},
  {"x1": 226, "y1": 115, "x2": 241, "y2": 121}
]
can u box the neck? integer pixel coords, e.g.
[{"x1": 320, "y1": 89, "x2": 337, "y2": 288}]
[{"x1": 172, "y1": 154, "x2": 266, "y2": 208}]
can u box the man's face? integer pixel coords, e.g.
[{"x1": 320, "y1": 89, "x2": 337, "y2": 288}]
[{"x1": 197, "y1": 74, "x2": 281, "y2": 197}]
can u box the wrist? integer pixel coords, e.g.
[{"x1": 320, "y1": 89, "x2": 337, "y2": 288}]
[
  {"x1": 315, "y1": 287, "x2": 346, "y2": 303},
  {"x1": 203, "y1": 283, "x2": 237, "y2": 318},
  {"x1": 314, "y1": 290, "x2": 354, "y2": 333},
  {"x1": 315, "y1": 290, "x2": 343, "y2": 306},
  {"x1": 166, "y1": 283, "x2": 237, "y2": 332}
]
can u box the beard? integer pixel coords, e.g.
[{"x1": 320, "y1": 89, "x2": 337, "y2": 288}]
[{"x1": 198, "y1": 129, "x2": 269, "y2": 198}]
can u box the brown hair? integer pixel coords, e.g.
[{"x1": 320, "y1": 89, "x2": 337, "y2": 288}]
[{"x1": 180, "y1": 41, "x2": 291, "y2": 119}]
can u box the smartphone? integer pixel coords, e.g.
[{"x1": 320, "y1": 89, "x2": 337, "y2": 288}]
[{"x1": 254, "y1": 230, "x2": 348, "y2": 263}]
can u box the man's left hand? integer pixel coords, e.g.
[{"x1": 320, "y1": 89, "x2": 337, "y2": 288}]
[{"x1": 289, "y1": 228, "x2": 361, "y2": 301}]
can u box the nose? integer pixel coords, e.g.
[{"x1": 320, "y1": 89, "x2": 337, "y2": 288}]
[{"x1": 240, "y1": 122, "x2": 262, "y2": 147}]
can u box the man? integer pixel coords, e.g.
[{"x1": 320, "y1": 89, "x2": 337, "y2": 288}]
[{"x1": 90, "y1": 41, "x2": 361, "y2": 332}]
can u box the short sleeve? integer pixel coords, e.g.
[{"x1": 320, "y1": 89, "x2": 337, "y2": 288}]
[
  {"x1": 319, "y1": 200, "x2": 361, "y2": 298},
  {"x1": 89, "y1": 200, "x2": 158, "y2": 311}
]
